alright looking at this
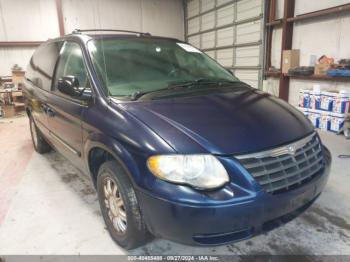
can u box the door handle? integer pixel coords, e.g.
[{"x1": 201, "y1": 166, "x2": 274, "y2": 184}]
[
  {"x1": 41, "y1": 104, "x2": 55, "y2": 117},
  {"x1": 46, "y1": 107, "x2": 55, "y2": 117}
]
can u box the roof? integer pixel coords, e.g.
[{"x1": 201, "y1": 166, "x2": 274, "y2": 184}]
[
  {"x1": 43, "y1": 29, "x2": 182, "y2": 46},
  {"x1": 72, "y1": 29, "x2": 151, "y2": 36}
]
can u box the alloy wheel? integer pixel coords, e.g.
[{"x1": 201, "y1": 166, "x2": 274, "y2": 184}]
[{"x1": 103, "y1": 177, "x2": 127, "y2": 233}]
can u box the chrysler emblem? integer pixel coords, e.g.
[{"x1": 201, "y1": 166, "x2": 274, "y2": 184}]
[{"x1": 287, "y1": 144, "x2": 296, "y2": 155}]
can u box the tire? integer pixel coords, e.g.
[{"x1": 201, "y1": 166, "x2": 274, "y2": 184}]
[
  {"x1": 29, "y1": 116, "x2": 51, "y2": 154},
  {"x1": 97, "y1": 160, "x2": 151, "y2": 249},
  {"x1": 345, "y1": 128, "x2": 350, "y2": 139}
]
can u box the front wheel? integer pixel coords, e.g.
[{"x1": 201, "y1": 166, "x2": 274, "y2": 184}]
[
  {"x1": 97, "y1": 160, "x2": 151, "y2": 249},
  {"x1": 29, "y1": 116, "x2": 51, "y2": 154}
]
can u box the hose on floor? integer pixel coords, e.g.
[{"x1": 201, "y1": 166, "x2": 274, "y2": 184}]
[{"x1": 338, "y1": 155, "x2": 350, "y2": 159}]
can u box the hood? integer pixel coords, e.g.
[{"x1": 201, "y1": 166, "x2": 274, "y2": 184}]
[{"x1": 120, "y1": 88, "x2": 314, "y2": 155}]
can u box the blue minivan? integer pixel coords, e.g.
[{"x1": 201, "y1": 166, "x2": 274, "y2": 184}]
[{"x1": 23, "y1": 29, "x2": 331, "y2": 249}]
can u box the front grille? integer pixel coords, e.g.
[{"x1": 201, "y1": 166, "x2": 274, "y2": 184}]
[{"x1": 236, "y1": 133, "x2": 324, "y2": 194}]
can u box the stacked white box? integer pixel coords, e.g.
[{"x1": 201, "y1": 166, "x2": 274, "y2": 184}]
[
  {"x1": 308, "y1": 109, "x2": 321, "y2": 129},
  {"x1": 319, "y1": 112, "x2": 331, "y2": 131},
  {"x1": 330, "y1": 113, "x2": 346, "y2": 132},
  {"x1": 320, "y1": 91, "x2": 337, "y2": 112},
  {"x1": 332, "y1": 91, "x2": 350, "y2": 114}
]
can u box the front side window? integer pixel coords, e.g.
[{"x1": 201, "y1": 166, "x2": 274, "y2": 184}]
[
  {"x1": 54, "y1": 41, "x2": 90, "y2": 97},
  {"x1": 88, "y1": 38, "x2": 240, "y2": 99}
]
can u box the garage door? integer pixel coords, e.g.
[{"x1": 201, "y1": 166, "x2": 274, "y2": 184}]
[{"x1": 185, "y1": 0, "x2": 265, "y2": 89}]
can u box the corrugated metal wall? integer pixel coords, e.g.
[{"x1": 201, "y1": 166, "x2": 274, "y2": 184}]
[
  {"x1": 61, "y1": 0, "x2": 185, "y2": 40},
  {"x1": 0, "y1": 0, "x2": 60, "y2": 41},
  {"x1": 185, "y1": 0, "x2": 265, "y2": 89},
  {"x1": 0, "y1": 0, "x2": 59, "y2": 75},
  {"x1": 0, "y1": 0, "x2": 185, "y2": 76}
]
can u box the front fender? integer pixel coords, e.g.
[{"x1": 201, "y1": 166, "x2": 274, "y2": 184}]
[{"x1": 83, "y1": 132, "x2": 142, "y2": 187}]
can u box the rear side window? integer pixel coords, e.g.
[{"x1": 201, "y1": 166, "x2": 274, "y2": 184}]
[{"x1": 26, "y1": 41, "x2": 62, "y2": 91}]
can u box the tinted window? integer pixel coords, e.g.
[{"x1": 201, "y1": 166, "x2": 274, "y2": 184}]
[
  {"x1": 88, "y1": 38, "x2": 238, "y2": 97},
  {"x1": 26, "y1": 41, "x2": 62, "y2": 90},
  {"x1": 53, "y1": 41, "x2": 90, "y2": 99},
  {"x1": 54, "y1": 42, "x2": 89, "y2": 88}
]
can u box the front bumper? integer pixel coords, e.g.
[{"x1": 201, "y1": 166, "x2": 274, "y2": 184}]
[{"x1": 137, "y1": 146, "x2": 331, "y2": 246}]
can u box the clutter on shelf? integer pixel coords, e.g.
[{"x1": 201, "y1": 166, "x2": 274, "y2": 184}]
[
  {"x1": 0, "y1": 65, "x2": 25, "y2": 118},
  {"x1": 297, "y1": 85, "x2": 350, "y2": 135},
  {"x1": 269, "y1": 52, "x2": 350, "y2": 80},
  {"x1": 282, "y1": 49, "x2": 300, "y2": 74},
  {"x1": 288, "y1": 66, "x2": 314, "y2": 76},
  {"x1": 314, "y1": 55, "x2": 350, "y2": 77}
]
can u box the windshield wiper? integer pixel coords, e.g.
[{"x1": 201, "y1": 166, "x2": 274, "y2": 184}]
[
  {"x1": 168, "y1": 78, "x2": 237, "y2": 88},
  {"x1": 128, "y1": 85, "x2": 190, "y2": 101},
  {"x1": 126, "y1": 78, "x2": 240, "y2": 101}
]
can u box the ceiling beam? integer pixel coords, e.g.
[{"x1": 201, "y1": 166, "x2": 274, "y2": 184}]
[{"x1": 0, "y1": 41, "x2": 44, "y2": 47}]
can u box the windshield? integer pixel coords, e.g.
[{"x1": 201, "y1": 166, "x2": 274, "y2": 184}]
[{"x1": 87, "y1": 37, "x2": 239, "y2": 98}]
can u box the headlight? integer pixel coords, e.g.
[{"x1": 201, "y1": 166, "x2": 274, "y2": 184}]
[{"x1": 147, "y1": 155, "x2": 229, "y2": 190}]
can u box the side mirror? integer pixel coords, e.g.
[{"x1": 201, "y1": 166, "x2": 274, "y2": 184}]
[{"x1": 57, "y1": 76, "x2": 81, "y2": 97}]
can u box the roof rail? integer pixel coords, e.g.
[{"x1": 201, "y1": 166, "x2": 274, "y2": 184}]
[{"x1": 72, "y1": 29, "x2": 151, "y2": 36}]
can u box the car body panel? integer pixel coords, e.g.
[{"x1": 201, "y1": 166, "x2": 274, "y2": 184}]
[
  {"x1": 22, "y1": 80, "x2": 51, "y2": 139},
  {"x1": 137, "y1": 147, "x2": 331, "y2": 245},
  {"x1": 79, "y1": 96, "x2": 175, "y2": 185},
  {"x1": 45, "y1": 93, "x2": 86, "y2": 168},
  {"x1": 121, "y1": 88, "x2": 314, "y2": 155},
  {"x1": 22, "y1": 33, "x2": 331, "y2": 246}
]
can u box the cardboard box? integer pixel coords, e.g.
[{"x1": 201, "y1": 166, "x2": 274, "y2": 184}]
[
  {"x1": 12, "y1": 70, "x2": 25, "y2": 85},
  {"x1": 282, "y1": 50, "x2": 300, "y2": 74},
  {"x1": 2, "y1": 105, "x2": 16, "y2": 118},
  {"x1": 314, "y1": 64, "x2": 331, "y2": 75}
]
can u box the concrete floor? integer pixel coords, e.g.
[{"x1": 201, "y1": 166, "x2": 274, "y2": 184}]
[{"x1": 0, "y1": 116, "x2": 349, "y2": 255}]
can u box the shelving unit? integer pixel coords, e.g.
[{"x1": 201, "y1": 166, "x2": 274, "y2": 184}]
[
  {"x1": 287, "y1": 4, "x2": 350, "y2": 23},
  {"x1": 0, "y1": 90, "x2": 22, "y2": 118},
  {"x1": 266, "y1": 19, "x2": 282, "y2": 27},
  {"x1": 0, "y1": 72, "x2": 25, "y2": 118},
  {"x1": 265, "y1": 71, "x2": 281, "y2": 78},
  {"x1": 265, "y1": 71, "x2": 350, "y2": 83},
  {"x1": 264, "y1": 1, "x2": 350, "y2": 101},
  {"x1": 0, "y1": 41, "x2": 43, "y2": 47},
  {"x1": 12, "y1": 91, "x2": 25, "y2": 109},
  {"x1": 266, "y1": 4, "x2": 350, "y2": 27}
]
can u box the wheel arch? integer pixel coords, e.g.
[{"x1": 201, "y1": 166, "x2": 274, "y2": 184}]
[{"x1": 84, "y1": 133, "x2": 142, "y2": 188}]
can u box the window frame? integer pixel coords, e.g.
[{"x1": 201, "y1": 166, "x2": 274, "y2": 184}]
[{"x1": 51, "y1": 40, "x2": 95, "y2": 104}]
